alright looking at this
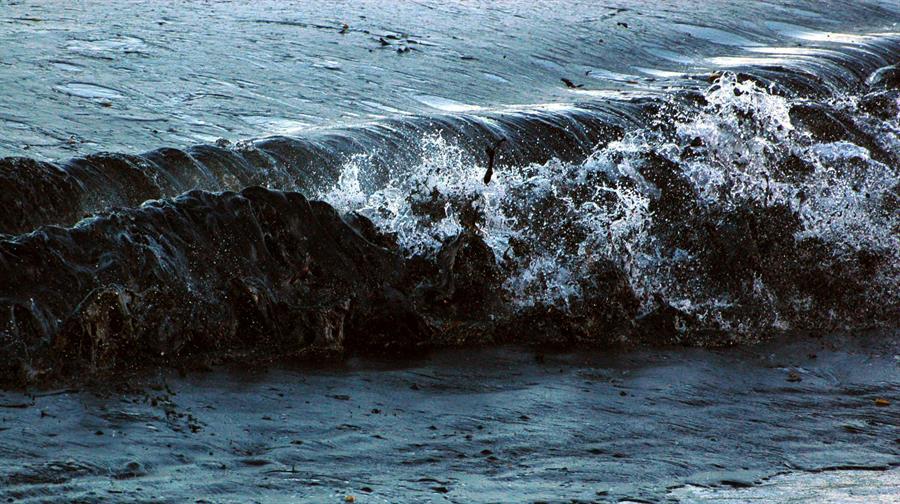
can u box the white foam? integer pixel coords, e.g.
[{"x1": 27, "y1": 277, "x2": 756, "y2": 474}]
[{"x1": 322, "y1": 73, "x2": 899, "y2": 326}]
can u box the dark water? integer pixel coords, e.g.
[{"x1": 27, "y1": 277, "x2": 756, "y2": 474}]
[
  {"x1": 1, "y1": 1, "x2": 899, "y2": 500},
  {"x1": 0, "y1": 332, "x2": 897, "y2": 503}
]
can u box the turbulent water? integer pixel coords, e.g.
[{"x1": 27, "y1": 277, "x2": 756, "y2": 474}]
[
  {"x1": 0, "y1": 0, "x2": 899, "y2": 385},
  {"x1": 1, "y1": 2, "x2": 899, "y2": 503},
  {"x1": 320, "y1": 73, "x2": 899, "y2": 333}
]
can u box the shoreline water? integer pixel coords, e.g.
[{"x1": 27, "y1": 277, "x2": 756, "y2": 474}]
[
  {"x1": 1, "y1": 330, "x2": 897, "y2": 502},
  {"x1": 2, "y1": 55, "x2": 898, "y2": 385}
]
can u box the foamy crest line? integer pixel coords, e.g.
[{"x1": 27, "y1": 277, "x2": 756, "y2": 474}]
[{"x1": 322, "y1": 72, "x2": 898, "y2": 330}]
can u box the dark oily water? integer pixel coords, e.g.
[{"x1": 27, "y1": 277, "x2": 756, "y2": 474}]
[{"x1": 0, "y1": 332, "x2": 897, "y2": 502}]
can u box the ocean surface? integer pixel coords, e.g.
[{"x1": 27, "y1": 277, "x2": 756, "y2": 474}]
[{"x1": 1, "y1": 0, "x2": 899, "y2": 501}]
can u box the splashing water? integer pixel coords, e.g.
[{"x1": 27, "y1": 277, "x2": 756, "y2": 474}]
[{"x1": 321, "y1": 72, "x2": 899, "y2": 331}]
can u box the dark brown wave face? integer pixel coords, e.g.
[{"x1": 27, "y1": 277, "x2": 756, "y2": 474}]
[{"x1": 1, "y1": 37, "x2": 898, "y2": 386}]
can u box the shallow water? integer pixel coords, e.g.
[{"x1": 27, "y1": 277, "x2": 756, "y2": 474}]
[{"x1": 0, "y1": 331, "x2": 897, "y2": 502}]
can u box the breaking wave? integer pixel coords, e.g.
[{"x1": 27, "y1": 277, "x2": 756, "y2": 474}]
[
  {"x1": 1, "y1": 36, "x2": 898, "y2": 385},
  {"x1": 322, "y1": 72, "x2": 899, "y2": 337}
]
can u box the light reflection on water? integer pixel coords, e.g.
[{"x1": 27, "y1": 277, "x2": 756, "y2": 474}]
[{"x1": 1, "y1": 0, "x2": 898, "y2": 160}]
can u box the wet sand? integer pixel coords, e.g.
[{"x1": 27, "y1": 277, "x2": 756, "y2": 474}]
[{"x1": 1, "y1": 331, "x2": 897, "y2": 503}]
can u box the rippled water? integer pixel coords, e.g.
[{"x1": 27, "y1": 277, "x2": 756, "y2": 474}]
[
  {"x1": 1, "y1": 0, "x2": 897, "y2": 159},
  {"x1": 0, "y1": 332, "x2": 897, "y2": 503}
]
